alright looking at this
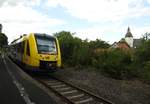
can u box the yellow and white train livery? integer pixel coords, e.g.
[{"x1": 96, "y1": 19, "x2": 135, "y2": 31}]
[{"x1": 9, "y1": 33, "x2": 61, "y2": 72}]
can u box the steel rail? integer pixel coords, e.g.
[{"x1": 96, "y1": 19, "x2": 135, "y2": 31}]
[
  {"x1": 51, "y1": 76, "x2": 114, "y2": 104},
  {"x1": 35, "y1": 75, "x2": 114, "y2": 104}
]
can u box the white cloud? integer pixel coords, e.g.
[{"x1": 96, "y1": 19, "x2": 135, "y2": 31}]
[
  {"x1": 0, "y1": 5, "x2": 64, "y2": 24},
  {"x1": 0, "y1": 0, "x2": 41, "y2": 7},
  {"x1": 45, "y1": 0, "x2": 150, "y2": 43},
  {"x1": 148, "y1": 0, "x2": 150, "y2": 4},
  {"x1": 0, "y1": 3, "x2": 65, "y2": 43},
  {"x1": 74, "y1": 26, "x2": 125, "y2": 43},
  {"x1": 131, "y1": 26, "x2": 150, "y2": 38},
  {"x1": 1, "y1": 0, "x2": 150, "y2": 44},
  {"x1": 73, "y1": 25, "x2": 150, "y2": 43},
  {"x1": 46, "y1": 0, "x2": 150, "y2": 22}
]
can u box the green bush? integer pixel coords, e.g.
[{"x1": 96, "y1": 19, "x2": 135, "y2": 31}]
[
  {"x1": 54, "y1": 31, "x2": 80, "y2": 64},
  {"x1": 139, "y1": 62, "x2": 150, "y2": 83},
  {"x1": 0, "y1": 33, "x2": 8, "y2": 48},
  {"x1": 91, "y1": 51, "x2": 108, "y2": 69},
  {"x1": 134, "y1": 40, "x2": 150, "y2": 82},
  {"x1": 135, "y1": 40, "x2": 150, "y2": 64},
  {"x1": 102, "y1": 49, "x2": 132, "y2": 79},
  {"x1": 54, "y1": 31, "x2": 150, "y2": 82},
  {"x1": 71, "y1": 44, "x2": 91, "y2": 67}
]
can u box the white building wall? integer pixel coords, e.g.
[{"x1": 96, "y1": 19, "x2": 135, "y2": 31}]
[{"x1": 125, "y1": 37, "x2": 133, "y2": 47}]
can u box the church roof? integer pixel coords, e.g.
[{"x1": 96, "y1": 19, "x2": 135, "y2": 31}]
[{"x1": 125, "y1": 27, "x2": 133, "y2": 37}]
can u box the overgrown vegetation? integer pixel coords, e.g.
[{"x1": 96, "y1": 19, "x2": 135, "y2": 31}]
[
  {"x1": 102, "y1": 49, "x2": 132, "y2": 79},
  {"x1": 0, "y1": 24, "x2": 8, "y2": 51},
  {"x1": 0, "y1": 33, "x2": 8, "y2": 48},
  {"x1": 54, "y1": 31, "x2": 150, "y2": 82},
  {"x1": 133, "y1": 37, "x2": 150, "y2": 83}
]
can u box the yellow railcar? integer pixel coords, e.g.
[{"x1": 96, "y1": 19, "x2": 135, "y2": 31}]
[{"x1": 10, "y1": 33, "x2": 61, "y2": 71}]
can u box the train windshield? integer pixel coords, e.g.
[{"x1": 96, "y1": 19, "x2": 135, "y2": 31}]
[{"x1": 35, "y1": 35, "x2": 57, "y2": 54}]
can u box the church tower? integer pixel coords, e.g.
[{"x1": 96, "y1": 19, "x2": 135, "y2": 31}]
[{"x1": 125, "y1": 27, "x2": 133, "y2": 47}]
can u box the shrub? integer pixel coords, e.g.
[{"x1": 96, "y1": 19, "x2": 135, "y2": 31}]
[
  {"x1": 102, "y1": 49, "x2": 132, "y2": 79},
  {"x1": 71, "y1": 43, "x2": 91, "y2": 67},
  {"x1": 139, "y1": 61, "x2": 150, "y2": 83},
  {"x1": 134, "y1": 40, "x2": 150, "y2": 82},
  {"x1": 135, "y1": 40, "x2": 150, "y2": 65},
  {"x1": 91, "y1": 50, "x2": 108, "y2": 69}
]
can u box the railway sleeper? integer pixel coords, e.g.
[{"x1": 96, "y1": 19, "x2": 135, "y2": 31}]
[
  {"x1": 51, "y1": 84, "x2": 66, "y2": 88},
  {"x1": 74, "y1": 97, "x2": 93, "y2": 104},
  {"x1": 67, "y1": 93, "x2": 85, "y2": 99},
  {"x1": 47, "y1": 82, "x2": 62, "y2": 86},
  {"x1": 61, "y1": 89, "x2": 78, "y2": 95},
  {"x1": 43, "y1": 80, "x2": 58, "y2": 84},
  {"x1": 55, "y1": 87, "x2": 71, "y2": 91},
  {"x1": 38, "y1": 79, "x2": 113, "y2": 104}
]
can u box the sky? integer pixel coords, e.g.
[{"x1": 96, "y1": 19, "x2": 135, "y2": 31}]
[{"x1": 0, "y1": 0, "x2": 150, "y2": 44}]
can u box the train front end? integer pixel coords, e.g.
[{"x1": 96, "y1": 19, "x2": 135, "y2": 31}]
[{"x1": 29, "y1": 33, "x2": 61, "y2": 71}]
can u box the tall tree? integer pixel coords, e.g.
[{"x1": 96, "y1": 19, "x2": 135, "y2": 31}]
[
  {"x1": 53, "y1": 31, "x2": 76, "y2": 61},
  {"x1": 89, "y1": 39, "x2": 110, "y2": 49},
  {"x1": 142, "y1": 32, "x2": 150, "y2": 41},
  {"x1": 0, "y1": 33, "x2": 8, "y2": 48},
  {"x1": 0, "y1": 24, "x2": 2, "y2": 33}
]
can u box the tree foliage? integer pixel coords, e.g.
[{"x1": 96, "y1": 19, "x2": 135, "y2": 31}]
[
  {"x1": 0, "y1": 33, "x2": 8, "y2": 48},
  {"x1": 54, "y1": 31, "x2": 150, "y2": 82},
  {"x1": 54, "y1": 31, "x2": 110, "y2": 66},
  {"x1": 142, "y1": 32, "x2": 150, "y2": 40},
  {"x1": 54, "y1": 31, "x2": 74, "y2": 59},
  {"x1": 134, "y1": 39, "x2": 150, "y2": 82},
  {"x1": 135, "y1": 40, "x2": 150, "y2": 64},
  {"x1": 89, "y1": 39, "x2": 110, "y2": 49},
  {"x1": 102, "y1": 49, "x2": 132, "y2": 79}
]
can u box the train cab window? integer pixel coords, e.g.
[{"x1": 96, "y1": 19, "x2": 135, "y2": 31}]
[
  {"x1": 26, "y1": 41, "x2": 30, "y2": 56},
  {"x1": 35, "y1": 34, "x2": 57, "y2": 54}
]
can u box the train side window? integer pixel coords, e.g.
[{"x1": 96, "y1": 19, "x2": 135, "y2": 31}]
[{"x1": 26, "y1": 40, "x2": 30, "y2": 56}]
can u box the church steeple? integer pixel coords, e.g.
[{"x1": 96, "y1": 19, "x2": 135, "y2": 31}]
[
  {"x1": 125, "y1": 27, "x2": 133, "y2": 47},
  {"x1": 125, "y1": 27, "x2": 133, "y2": 37}
]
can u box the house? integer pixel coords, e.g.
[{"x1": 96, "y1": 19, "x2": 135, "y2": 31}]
[
  {"x1": 110, "y1": 39, "x2": 130, "y2": 50},
  {"x1": 111, "y1": 27, "x2": 142, "y2": 49}
]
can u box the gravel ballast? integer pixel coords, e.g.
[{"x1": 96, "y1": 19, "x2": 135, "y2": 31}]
[{"x1": 53, "y1": 68, "x2": 150, "y2": 104}]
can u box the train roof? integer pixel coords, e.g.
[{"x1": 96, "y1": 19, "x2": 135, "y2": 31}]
[
  {"x1": 34, "y1": 33, "x2": 55, "y2": 39},
  {"x1": 11, "y1": 34, "x2": 27, "y2": 45},
  {"x1": 10, "y1": 33, "x2": 55, "y2": 45}
]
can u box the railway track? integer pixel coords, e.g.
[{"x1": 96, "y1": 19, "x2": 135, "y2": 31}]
[{"x1": 34, "y1": 75, "x2": 114, "y2": 104}]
